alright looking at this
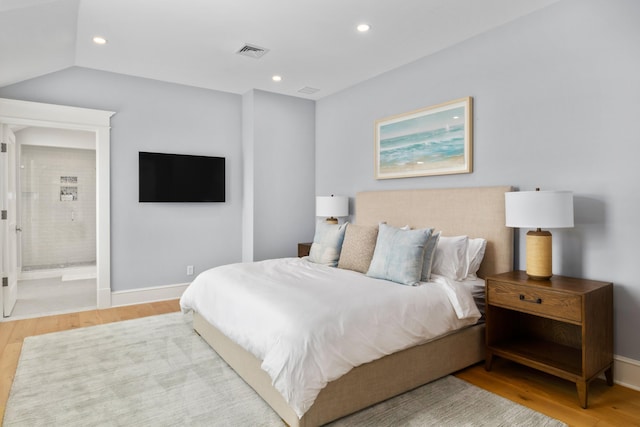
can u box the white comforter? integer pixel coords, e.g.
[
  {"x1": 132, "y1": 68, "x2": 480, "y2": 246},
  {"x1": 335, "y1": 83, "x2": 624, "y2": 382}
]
[{"x1": 180, "y1": 257, "x2": 481, "y2": 418}]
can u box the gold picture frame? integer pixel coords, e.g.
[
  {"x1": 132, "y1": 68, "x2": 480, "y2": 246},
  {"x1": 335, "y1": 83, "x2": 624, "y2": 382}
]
[{"x1": 374, "y1": 97, "x2": 473, "y2": 179}]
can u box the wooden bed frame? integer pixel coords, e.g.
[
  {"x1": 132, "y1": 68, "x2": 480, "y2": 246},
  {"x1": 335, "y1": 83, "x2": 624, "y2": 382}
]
[{"x1": 193, "y1": 186, "x2": 513, "y2": 427}]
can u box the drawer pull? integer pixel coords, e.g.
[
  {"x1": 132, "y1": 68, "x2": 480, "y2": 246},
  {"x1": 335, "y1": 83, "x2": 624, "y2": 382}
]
[{"x1": 519, "y1": 294, "x2": 542, "y2": 304}]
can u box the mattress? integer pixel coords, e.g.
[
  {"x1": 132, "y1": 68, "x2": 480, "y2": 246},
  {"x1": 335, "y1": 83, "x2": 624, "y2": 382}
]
[{"x1": 180, "y1": 257, "x2": 482, "y2": 417}]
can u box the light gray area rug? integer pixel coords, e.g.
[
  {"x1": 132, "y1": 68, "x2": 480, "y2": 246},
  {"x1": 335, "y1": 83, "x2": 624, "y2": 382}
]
[{"x1": 5, "y1": 313, "x2": 567, "y2": 427}]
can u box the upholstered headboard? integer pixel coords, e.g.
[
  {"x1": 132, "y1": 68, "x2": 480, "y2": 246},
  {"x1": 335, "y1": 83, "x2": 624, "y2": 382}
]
[{"x1": 355, "y1": 186, "x2": 513, "y2": 278}]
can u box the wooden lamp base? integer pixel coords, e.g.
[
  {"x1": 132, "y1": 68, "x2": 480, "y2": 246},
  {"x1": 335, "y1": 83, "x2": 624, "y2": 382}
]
[{"x1": 526, "y1": 229, "x2": 552, "y2": 280}]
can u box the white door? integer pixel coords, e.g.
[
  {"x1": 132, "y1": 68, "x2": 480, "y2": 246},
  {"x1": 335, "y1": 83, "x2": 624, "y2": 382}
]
[{"x1": 1, "y1": 123, "x2": 18, "y2": 317}]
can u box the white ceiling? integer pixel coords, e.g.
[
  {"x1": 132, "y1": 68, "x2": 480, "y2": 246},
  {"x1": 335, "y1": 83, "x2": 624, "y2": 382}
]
[{"x1": 0, "y1": 0, "x2": 561, "y2": 100}]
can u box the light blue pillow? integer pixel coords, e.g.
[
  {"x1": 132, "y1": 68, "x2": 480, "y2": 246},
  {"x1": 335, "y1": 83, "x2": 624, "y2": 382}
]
[
  {"x1": 308, "y1": 220, "x2": 348, "y2": 267},
  {"x1": 366, "y1": 223, "x2": 433, "y2": 286},
  {"x1": 421, "y1": 231, "x2": 441, "y2": 282}
]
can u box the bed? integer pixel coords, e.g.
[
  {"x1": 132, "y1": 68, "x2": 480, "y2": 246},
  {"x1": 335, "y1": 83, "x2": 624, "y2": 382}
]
[{"x1": 181, "y1": 186, "x2": 513, "y2": 427}]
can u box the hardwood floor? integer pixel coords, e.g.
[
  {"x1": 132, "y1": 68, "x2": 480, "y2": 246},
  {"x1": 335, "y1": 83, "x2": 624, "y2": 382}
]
[
  {"x1": 456, "y1": 360, "x2": 640, "y2": 426},
  {"x1": 1, "y1": 300, "x2": 639, "y2": 426}
]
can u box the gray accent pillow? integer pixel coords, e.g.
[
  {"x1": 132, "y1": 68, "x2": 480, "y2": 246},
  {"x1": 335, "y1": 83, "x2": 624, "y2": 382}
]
[
  {"x1": 337, "y1": 224, "x2": 379, "y2": 273},
  {"x1": 308, "y1": 220, "x2": 348, "y2": 267},
  {"x1": 366, "y1": 223, "x2": 432, "y2": 286},
  {"x1": 421, "y1": 231, "x2": 441, "y2": 282}
]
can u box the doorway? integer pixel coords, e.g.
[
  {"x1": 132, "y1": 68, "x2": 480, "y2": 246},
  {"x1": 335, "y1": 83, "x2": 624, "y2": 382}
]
[
  {"x1": 12, "y1": 131, "x2": 97, "y2": 318},
  {"x1": 0, "y1": 97, "x2": 114, "y2": 318}
]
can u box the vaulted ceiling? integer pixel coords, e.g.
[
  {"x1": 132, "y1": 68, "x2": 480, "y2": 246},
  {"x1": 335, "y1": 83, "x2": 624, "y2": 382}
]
[{"x1": 0, "y1": 0, "x2": 560, "y2": 99}]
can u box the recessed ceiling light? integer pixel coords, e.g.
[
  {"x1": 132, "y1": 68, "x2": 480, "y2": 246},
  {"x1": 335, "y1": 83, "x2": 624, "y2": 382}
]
[
  {"x1": 357, "y1": 24, "x2": 371, "y2": 32},
  {"x1": 93, "y1": 36, "x2": 108, "y2": 45},
  {"x1": 272, "y1": 75, "x2": 282, "y2": 82}
]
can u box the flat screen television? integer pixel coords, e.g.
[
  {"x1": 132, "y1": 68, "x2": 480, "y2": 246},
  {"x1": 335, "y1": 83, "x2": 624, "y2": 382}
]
[{"x1": 139, "y1": 151, "x2": 225, "y2": 202}]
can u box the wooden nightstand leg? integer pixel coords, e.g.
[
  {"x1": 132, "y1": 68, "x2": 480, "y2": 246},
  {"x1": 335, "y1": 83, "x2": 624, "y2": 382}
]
[
  {"x1": 605, "y1": 366, "x2": 614, "y2": 386},
  {"x1": 485, "y1": 351, "x2": 494, "y2": 371},
  {"x1": 576, "y1": 381, "x2": 588, "y2": 409}
]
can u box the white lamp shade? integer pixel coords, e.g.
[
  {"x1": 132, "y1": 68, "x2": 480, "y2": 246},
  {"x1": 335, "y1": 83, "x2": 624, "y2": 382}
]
[
  {"x1": 505, "y1": 190, "x2": 574, "y2": 229},
  {"x1": 316, "y1": 195, "x2": 349, "y2": 218}
]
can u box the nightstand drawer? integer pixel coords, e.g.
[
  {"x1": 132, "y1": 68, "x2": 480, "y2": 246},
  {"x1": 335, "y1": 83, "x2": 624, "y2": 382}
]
[{"x1": 488, "y1": 281, "x2": 582, "y2": 323}]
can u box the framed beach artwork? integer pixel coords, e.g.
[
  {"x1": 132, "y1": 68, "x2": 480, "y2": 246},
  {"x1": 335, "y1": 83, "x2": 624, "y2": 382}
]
[{"x1": 374, "y1": 97, "x2": 473, "y2": 179}]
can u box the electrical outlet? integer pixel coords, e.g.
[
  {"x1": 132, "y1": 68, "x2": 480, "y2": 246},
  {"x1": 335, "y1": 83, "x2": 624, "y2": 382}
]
[{"x1": 186, "y1": 265, "x2": 194, "y2": 276}]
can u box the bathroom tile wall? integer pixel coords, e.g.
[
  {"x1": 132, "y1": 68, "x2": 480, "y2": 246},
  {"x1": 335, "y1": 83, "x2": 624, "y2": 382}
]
[{"x1": 20, "y1": 145, "x2": 96, "y2": 269}]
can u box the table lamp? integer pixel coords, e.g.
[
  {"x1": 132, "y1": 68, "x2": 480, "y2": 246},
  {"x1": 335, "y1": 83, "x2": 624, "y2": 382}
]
[
  {"x1": 505, "y1": 188, "x2": 574, "y2": 280},
  {"x1": 316, "y1": 195, "x2": 348, "y2": 224}
]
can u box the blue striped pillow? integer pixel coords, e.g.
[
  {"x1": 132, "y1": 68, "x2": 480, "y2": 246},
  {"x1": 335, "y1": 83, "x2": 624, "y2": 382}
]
[
  {"x1": 366, "y1": 223, "x2": 433, "y2": 286},
  {"x1": 308, "y1": 220, "x2": 348, "y2": 267}
]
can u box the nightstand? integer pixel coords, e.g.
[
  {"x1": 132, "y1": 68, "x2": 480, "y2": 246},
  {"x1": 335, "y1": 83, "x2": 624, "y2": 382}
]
[
  {"x1": 297, "y1": 242, "x2": 312, "y2": 257},
  {"x1": 485, "y1": 271, "x2": 613, "y2": 408}
]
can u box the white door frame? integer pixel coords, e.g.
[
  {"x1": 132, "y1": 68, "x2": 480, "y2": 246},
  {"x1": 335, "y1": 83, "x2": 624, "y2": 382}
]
[
  {"x1": 0, "y1": 98, "x2": 115, "y2": 309},
  {"x1": 1, "y1": 124, "x2": 18, "y2": 316}
]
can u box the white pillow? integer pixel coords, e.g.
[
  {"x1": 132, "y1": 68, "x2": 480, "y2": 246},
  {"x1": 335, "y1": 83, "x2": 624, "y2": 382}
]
[
  {"x1": 431, "y1": 235, "x2": 469, "y2": 281},
  {"x1": 465, "y1": 238, "x2": 487, "y2": 279}
]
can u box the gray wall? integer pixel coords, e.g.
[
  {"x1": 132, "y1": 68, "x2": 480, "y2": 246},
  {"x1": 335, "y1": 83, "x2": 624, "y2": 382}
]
[
  {"x1": 249, "y1": 90, "x2": 316, "y2": 261},
  {"x1": 316, "y1": 0, "x2": 640, "y2": 360},
  {"x1": 0, "y1": 67, "x2": 317, "y2": 290},
  {"x1": 0, "y1": 67, "x2": 244, "y2": 291}
]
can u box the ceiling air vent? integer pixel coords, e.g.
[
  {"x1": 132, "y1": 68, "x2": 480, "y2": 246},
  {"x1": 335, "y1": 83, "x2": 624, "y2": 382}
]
[
  {"x1": 236, "y1": 44, "x2": 269, "y2": 59},
  {"x1": 298, "y1": 87, "x2": 320, "y2": 95}
]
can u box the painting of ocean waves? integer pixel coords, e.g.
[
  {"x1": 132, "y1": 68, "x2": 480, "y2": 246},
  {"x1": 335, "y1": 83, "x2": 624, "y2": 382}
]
[
  {"x1": 375, "y1": 98, "x2": 472, "y2": 179},
  {"x1": 379, "y1": 124, "x2": 465, "y2": 167}
]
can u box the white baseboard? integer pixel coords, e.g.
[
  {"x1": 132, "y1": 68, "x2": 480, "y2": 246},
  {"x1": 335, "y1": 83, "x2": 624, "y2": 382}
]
[
  {"x1": 614, "y1": 355, "x2": 640, "y2": 391},
  {"x1": 110, "y1": 282, "x2": 189, "y2": 307}
]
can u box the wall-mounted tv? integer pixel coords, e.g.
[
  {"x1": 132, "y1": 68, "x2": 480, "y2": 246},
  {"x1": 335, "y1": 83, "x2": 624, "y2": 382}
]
[{"x1": 139, "y1": 151, "x2": 225, "y2": 202}]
